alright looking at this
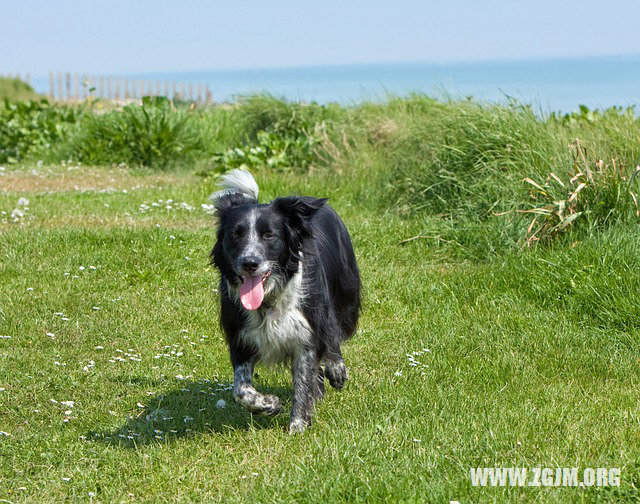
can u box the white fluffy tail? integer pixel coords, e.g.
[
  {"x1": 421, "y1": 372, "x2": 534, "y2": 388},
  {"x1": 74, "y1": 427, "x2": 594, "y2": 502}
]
[{"x1": 209, "y1": 169, "x2": 259, "y2": 204}]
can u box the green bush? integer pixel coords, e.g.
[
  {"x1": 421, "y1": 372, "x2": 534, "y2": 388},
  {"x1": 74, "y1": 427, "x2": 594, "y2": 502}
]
[
  {"x1": 201, "y1": 95, "x2": 346, "y2": 175},
  {"x1": 65, "y1": 96, "x2": 204, "y2": 169},
  {"x1": 0, "y1": 99, "x2": 79, "y2": 163},
  {"x1": 0, "y1": 77, "x2": 41, "y2": 102}
]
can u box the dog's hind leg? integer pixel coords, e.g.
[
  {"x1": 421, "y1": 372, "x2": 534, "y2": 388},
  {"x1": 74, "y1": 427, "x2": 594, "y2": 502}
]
[
  {"x1": 233, "y1": 360, "x2": 282, "y2": 416},
  {"x1": 289, "y1": 347, "x2": 320, "y2": 434}
]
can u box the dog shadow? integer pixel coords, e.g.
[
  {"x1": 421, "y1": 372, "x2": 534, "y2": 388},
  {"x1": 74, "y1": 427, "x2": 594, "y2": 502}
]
[{"x1": 88, "y1": 379, "x2": 291, "y2": 449}]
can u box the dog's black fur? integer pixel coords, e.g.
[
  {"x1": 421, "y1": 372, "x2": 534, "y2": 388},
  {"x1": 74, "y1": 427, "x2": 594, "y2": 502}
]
[{"x1": 210, "y1": 170, "x2": 360, "y2": 433}]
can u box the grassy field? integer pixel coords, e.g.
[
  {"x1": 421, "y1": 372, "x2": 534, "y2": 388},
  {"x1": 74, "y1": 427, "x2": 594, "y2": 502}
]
[{"x1": 2, "y1": 95, "x2": 640, "y2": 502}]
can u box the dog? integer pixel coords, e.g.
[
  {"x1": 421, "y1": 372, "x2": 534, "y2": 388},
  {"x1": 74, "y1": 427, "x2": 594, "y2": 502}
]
[{"x1": 210, "y1": 169, "x2": 361, "y2": 433}]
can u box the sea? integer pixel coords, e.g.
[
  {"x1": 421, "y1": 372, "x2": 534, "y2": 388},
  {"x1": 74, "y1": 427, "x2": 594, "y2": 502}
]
[{"x1": 31, "y1": 55, "x2": 640, "y2": 114}]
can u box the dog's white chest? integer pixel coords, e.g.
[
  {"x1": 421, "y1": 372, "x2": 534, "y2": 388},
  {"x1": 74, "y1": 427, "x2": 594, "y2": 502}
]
[{"x1": 240, "y1": 304, "x2": 312, "y2": 363}]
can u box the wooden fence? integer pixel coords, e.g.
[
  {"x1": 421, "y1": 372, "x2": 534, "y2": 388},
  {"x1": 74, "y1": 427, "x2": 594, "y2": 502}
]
[
  {"x1": 47, "y1": 72, "x2": 213, "y2": 104},
  {"x1": 2, "y1": 72, "x2": 214, "y2": 104}
]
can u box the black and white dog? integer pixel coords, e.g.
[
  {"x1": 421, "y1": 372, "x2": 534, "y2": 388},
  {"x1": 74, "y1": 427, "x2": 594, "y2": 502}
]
[{"x1": 210, "y1": 169, "x2": 361, "y2": 433}]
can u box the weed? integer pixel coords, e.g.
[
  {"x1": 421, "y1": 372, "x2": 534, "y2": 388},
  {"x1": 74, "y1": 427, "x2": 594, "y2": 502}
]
[{"x1": 521, "y1": 140, "x2": 640, "y2": 244}]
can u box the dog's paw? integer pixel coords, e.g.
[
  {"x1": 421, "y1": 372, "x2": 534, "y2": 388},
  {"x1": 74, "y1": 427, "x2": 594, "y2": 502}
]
[
  {"x1": 288, "y1": 418, "x2": 309, "y2": 435},
  {"x1": 235, "y1": 392, "x2": 282, "y2": 416},
  {"x1": 256, "y1": 394, "x2": 282, "y2": 416},
  {"x1": 325, "y1": 359, "x2": 348, "y2": 390}
]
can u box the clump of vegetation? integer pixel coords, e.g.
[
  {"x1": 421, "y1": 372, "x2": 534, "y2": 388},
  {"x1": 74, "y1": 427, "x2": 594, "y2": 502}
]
[
  {"x1": 65, "y1": 96, "x2": 204, "y2": 169},
  {"x1": 520, "y1": 141, "x2": 640, "y2": 244},
  {"x1": 204, "y1": 95, "x2": 345, "y2": 175},
  {"x1": 0, "y1": 99, "x2": 79, "y2": 163},
  {"x1": 0, "y1": 77, "x2": 41, "y2": 102}
]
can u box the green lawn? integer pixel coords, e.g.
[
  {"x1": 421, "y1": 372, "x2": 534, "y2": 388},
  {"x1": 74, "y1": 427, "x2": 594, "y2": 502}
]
[{"x1": 1, "y1": 163, "x2": 640, "y2": 502}]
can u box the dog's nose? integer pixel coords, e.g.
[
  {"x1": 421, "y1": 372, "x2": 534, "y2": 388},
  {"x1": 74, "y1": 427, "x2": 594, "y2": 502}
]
[{"x1": 241, "y1": 256, "x2": 260, "y2": 272}]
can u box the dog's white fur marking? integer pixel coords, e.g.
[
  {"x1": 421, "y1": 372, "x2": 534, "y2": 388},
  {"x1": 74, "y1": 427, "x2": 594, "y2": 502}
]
[
  {"x1": 209, "y1": 169, "x2": 259, "y2": 205},
  {"x1": 234, "y1": 264, "x2": 312, "y2": 364},
  {"x1": 241, "y1": 208, "x2": 262, "y2": 260}
]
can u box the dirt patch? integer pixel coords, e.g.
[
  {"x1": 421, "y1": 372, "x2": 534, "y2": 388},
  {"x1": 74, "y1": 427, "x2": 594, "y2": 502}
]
[
  {"x1": 0, "y1": 168, "x2": 192, "y2": 193},
  {"x1": 1, "y1": 214, "x2": 213, "y2": 231}
]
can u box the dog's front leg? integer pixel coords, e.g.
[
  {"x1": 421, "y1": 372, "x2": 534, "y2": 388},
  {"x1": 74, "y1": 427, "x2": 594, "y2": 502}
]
[
  {"x1": 233, "y1": 360, "x2": 282, "y2": 416},
  {"x1": 289, "y1": 347, "x2": 319, "y2": 434}
]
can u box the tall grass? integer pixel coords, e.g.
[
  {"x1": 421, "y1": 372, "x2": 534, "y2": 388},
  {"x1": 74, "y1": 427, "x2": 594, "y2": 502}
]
[
  {"x1": 2, "y1": 92, "x2": 640, "y2": 253},
  {"x1": 0, "y1": 76, "x2": 41, "y2": 102}
]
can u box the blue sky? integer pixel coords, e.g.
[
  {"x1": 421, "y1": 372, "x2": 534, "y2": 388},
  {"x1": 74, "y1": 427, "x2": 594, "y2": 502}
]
[{"x1": 3, "y1": 0, "x2": 640, "y2": 75}]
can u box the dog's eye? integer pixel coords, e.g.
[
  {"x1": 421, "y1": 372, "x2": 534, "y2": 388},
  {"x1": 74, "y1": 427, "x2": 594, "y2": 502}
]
[
  {"x1": 231, "y1": 230, "x2": 242, "y2": 239},
  {"x1": 262, "y1": 232, "x2": 275, "y2": 240}
]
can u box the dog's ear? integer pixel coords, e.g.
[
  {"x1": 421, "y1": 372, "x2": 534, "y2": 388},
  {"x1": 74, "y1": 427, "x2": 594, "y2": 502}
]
[
  {"x1": 272, "y1": 197, "x2": 328, "y2": 223},
  {"x1": 213, "y1": 192, "x2": 252, "y2": 215},
  {"x1": 272, "y1": 197, "x2": 328, "y2": 274}
]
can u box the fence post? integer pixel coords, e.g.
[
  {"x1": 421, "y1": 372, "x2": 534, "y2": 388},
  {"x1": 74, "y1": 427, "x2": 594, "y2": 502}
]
[
  {"x1": 49, "y1": 72, "x2": 55, "y2": 100},
  {"x1": 206, "y1": 85, "x2": 213, "y2": 104},
  {"x1": 73, "y1": 73, "x2": 80, "y2": 100},
  {"x1": 65, "y1": 72, "x2": 71, "y2": 100},
  {"x1": 57, "y1": 72, "x2": 63, "y2": 101},
  {"x1": 81, "y1": 74, "x2": 88, "y2": 99}
]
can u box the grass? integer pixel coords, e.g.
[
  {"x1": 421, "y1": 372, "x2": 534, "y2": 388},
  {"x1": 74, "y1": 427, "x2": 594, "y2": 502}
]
[
  {"x1": 2, "y1": 157, "x2": 640, "y2": 503},
  {"x1": 2, "y1": 94, "x2": 640, "y2": 501},
  {"x1": 0, "y1": 77, "x2": 41, "y2": 102}
]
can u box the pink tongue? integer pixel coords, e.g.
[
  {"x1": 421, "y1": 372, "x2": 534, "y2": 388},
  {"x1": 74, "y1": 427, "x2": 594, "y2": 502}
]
[{"x1": 239, "y1": 275, "x2": 264, "y2": 310}]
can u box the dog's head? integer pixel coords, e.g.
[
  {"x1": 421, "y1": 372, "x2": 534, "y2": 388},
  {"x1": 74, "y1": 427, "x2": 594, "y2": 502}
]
[{"x1": 212, "y1": 191, "x2": 327, "y2": 311}]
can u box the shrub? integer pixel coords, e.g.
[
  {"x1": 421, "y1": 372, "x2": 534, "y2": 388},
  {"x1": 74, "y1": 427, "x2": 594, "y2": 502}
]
[
  {"x1": 0, "y1": 77, "x2": 41, "y2": 102},
  {"x1": 66, "y1": 96, "x2": 204, "y2": 169},
  {"x1": 0, "y1": 99, "x2": 79, "y2": 163},
  {"x1": 200, "y1": 95, "x2": 346, "y2": 175}
]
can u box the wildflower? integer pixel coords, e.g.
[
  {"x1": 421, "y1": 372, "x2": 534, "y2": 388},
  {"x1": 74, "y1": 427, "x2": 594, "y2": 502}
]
[
  {"x1": 17, "y1": 197, "x2": 29, "y2": 207},
  {"x1": 216, "y1": 399, "x2": 226, "y2": 409}
]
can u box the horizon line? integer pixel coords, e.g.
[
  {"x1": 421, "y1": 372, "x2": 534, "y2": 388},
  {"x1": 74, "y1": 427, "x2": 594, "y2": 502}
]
[{"x1": 21, "y1": 51, "x2": 640, "y2": 80}]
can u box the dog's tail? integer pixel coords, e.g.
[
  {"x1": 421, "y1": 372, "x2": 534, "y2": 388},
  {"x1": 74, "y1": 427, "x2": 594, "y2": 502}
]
[{"x1": 209, "y1": 169, "x2": 259, "y2": 205}]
